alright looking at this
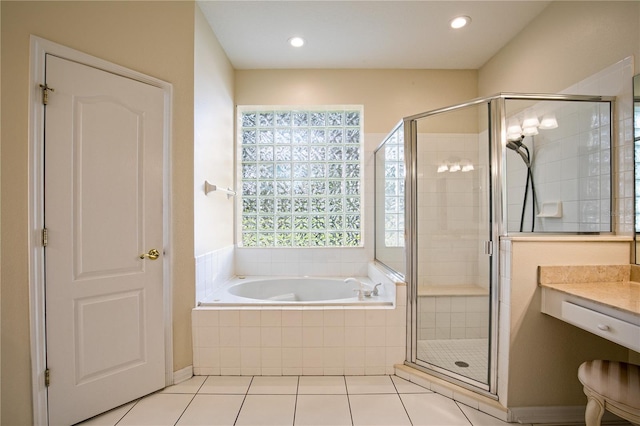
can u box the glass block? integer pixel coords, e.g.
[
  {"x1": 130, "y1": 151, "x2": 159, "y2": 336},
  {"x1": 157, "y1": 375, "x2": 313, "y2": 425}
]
[
  {"x1": 276, "y1": 111, "x2": 291, "y2": 126},
  {"x1": 242, "y1": 215, "x2": 257, "y2": 231},
  {"x1": 310, "y1": 233, "x2": 326, "y2": 246},
  {"x1": 311, "y1": 197, "x2": 326, "y2": 213},
  {"x1": 385, "y1": 232, "x2": 397, "y2": 247},
  {"x1": 328, "y1": 180, "x2": 342, "y2": 195},
  {"x1": 386, "y1": 181, "x2": 397, "y2": 196},
  {"x1": 294, "y1": 164, "x2": 309, "y2": 179},
  {"x1": 242, "y1": 112, "x2": 256, "y2": 128},
  {"x1": 275, "y1": 146, "x2": 291, "y2": 161},
  {"x1": 327, "y1": 198, "x2": 342, "y2": 213},
  {"x1": 259, "y1": 198, "x2": 275, "y2": 214},
  {"x1": 258, "y1": 233, "x2": 275, "y2": 247},
  {"x1": 258, "y1": 129, "x2": 274, "y2": 144},
  {"x1": 385, "y1": 214, "x2": 397, "y2": 229},
  {"x1": 276, "y1": 182, "x2": 291, "y2": 196},
  {"x1": 327, "y1": 129, "x2": 343, "y2": 144},
  {"x1": 276, "y1": 164, "x2": 291, "y2": 179},
  {"x1": 386, "y1": 146, "x2": 398, "y2": 161},
  {"x1": 345, "y1": 111, "x2": 360, "y2": 126},
  {"x1": 344, "y1": 147, "x2": 359, "y2": 161},
  {"x1": 345, "y1": 197, "x2": 360, "y2": 213},
  {"x1": 327, "y1": 111, "x2": 343, "y2": 126},
  {"x1": 242, "y1": 130, "x2": 256, "y2": 145},
  {"x1": 327, "y1": 147, "x2": 343, "y2": 161},
  {"x1": 294, "y1": 216, "x2": 309, "y2": 230},
  {"x1": 259, "y1": 181, "x2": 274, "y2": 196},
  {"x1": 276, "y1": 232, "x2": 292, "y2": 246},
  {"x1": 293, "y1": 129, "x2": 309, "y2": 144},
  {"x1": 294, "y1": 198, "x2": 308, "y2": 213},
  {"x1": 276, "y1": 215, "x2": 292, "y2": 230},
  {"x1": 242, "y1": 232, "x2": 257, "y2": 247},
  {"x1": 242, "y1": 147, "x2": 257, "y2": 162},
  {"x1": 292, "y1": 111, "x2": 308, "y2": 127},
  {"x1": 294, "y1": 233, "x2": 310, "y2": 247},
  {"x1": 259, "y1": 146, "x2": 274, "y2": 162},
  {"x1": 276, "y1": 198, "x2": 292, "y2": 214},
  {"x1": 309, "y1": 146, "x2": 326, "y2": 161},
  {"x1": 243, "y1": 198, "x2": 257, "y2": 213},
  {"x1": 327, "y1": 232, "x2": 344, "y2": 246},
  {"x1": 345, "y1": 232, "x2": 360, "y2": 246},
  {"x1": 345, "y1": 164, "x2": 360, "y2": 178},
  {"x1": 346, "y1": 129, "x2": 360, "y2": 144},
  {"x1": 345, "y1": 214, "x2": 360, "y2": 230},
  {"x1": 328, "y1": 163, "x2": 343, "y2": 178},
  {"x1": 311, "y1": 215, "x2": 325, "y2": 230},
  {"x1": 275, "y1": 129, "x2": 291, "y2": 144},
  {"x1": 243, "y1": 181, "x2": 257, "y2": 196},
  {"x1": 258, "y1": 164, "x2": 274, "y2": 179},
  {"x1": 398, "y1": 163, "x2": 406, "y2": 178},
  {"x1": 293, "y1": 146, "x2": 308, "y2": 161},
  {"x1": 328, "y1": 215, "x2": 343, "y2": 229},
  {"x1": 310, "y1": 164, "x2": 326, "y2": 179},
  {"x1": 345, "y1": 180, "x2": 360, "y2": 195},
  {"x1": 385, "y1": 197, "x2": 398, "y2": 213},
  {"x1": 385, "y1": 164, "x2": 397, "y2": 178},
  {"x1": 259, "y1": 216, "x2": 274, "y2": 231},
  {"x1": 311, "y1": 129, "x2": 325, "y2": 144},
  {"x1": 311, "y1": 112, "x2": 326, "y2": 126},
  {"x1": 259, "y1": 112, "x2": 274, "y2": 127},
  {"x1": 310, "y1": 181, "x2": 326, "y2": 195},
  {"x1": 293, "y1": 181, "x2": 309, "y2": 195}
]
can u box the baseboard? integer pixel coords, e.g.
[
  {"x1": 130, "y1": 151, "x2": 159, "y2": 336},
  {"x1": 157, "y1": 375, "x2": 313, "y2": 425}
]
[
  {"x1": 173, "y1": 365, "x2": 193, "y2": 385},
  {"x1": 509, "y1": 405, "x2": 631, "y2": 424}
]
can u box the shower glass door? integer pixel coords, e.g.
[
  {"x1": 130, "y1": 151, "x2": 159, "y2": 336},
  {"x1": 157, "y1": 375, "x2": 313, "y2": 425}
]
[{"x1": 405, "y1": 99, "x2": 495, "y2": 391}]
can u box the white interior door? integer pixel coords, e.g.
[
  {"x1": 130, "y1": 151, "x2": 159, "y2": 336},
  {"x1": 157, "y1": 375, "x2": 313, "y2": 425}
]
[{"x1": 44, "y1": 54, "x2": 166, "y2": 426}]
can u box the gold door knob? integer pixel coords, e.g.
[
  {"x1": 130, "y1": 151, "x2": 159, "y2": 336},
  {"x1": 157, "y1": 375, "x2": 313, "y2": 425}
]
[{"x1": 139, "y1": 249, "x2": 160, "y2": 260}]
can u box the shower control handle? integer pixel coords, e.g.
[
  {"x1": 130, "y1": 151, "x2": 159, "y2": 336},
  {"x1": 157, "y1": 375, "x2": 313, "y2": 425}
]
[{"x1": 139, "y1": 249, "x2": 160, "y2": 260}]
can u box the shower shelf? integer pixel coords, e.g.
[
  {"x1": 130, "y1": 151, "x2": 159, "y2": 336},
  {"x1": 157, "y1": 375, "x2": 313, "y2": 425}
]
[{"x1": 536, "y1": 201, "x2": 563, "y2": 218}]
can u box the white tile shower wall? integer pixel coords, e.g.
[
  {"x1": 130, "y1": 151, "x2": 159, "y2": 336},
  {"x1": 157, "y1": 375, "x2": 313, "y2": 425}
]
[
  {"x1": 417, "y1": 296, "x2": 489, "y2": 340},
  {"x1": 416, "y1": 133, "x2": 488, "y2": 288},
  {"x1": 192, "y1": 283, "x2": 407, "y2": 376},
  {"x1": 195, "y1": 245, "x2": 235, "y2": 304}
]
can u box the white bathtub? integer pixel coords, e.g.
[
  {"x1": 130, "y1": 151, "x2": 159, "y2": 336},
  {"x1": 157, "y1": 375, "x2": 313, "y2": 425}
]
[{"x1": 198, "y1": 276, "x2": 395, "y2": 307}]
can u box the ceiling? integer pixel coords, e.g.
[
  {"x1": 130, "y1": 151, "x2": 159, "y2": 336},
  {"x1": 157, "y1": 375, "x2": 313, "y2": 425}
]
[{"x1": 197, "y1": 0, "x2": 551, "y2": 70}]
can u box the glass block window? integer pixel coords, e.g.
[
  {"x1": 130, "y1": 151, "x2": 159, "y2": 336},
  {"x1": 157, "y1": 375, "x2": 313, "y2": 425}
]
[
  {"x1": 238, "y1": 106, "x2": 364, "y2": 247},
  {"x1": 384, "y1": 124, "x2": 405, "y2": 247}
]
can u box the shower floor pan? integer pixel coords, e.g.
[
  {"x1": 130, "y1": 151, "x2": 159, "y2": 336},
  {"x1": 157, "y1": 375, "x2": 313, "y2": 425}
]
[{"x1": 417, "y1": 338, "x2": 488, "y2": 383}]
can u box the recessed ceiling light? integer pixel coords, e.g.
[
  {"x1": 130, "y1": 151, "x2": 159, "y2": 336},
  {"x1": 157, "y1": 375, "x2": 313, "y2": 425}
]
[
  {"x1": 450, "y1": 16, "x2": 471, "y2": 29},
  {"x1": 288, "y1": 37, "x2": 305, "y2": 47}
]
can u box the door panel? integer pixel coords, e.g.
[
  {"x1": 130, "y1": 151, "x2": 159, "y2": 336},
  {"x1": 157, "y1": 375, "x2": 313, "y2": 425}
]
[{"x1": 44, "y1": 54, "x2": 165, "y2": 426}]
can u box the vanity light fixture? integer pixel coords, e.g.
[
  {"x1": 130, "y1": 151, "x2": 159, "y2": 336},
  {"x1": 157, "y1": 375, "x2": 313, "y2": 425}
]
[
  {"x1": 437, "y1": 163, "x2": 449, "y2": 173},
  {"x1": 288, "y1": 36, "x2": 305, "y2": 47},
  {"x1": 539, "y1": 114, "x2": 559, "y2": 129},
  {"x1": 450, "y1": 16, "x2": 471, "y2": 29}
]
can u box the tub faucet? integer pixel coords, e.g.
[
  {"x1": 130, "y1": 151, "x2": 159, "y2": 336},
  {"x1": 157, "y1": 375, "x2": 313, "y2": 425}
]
[
  {"x1": 344, "y1": 277, "x2": 373, "y2": 299},
  {"x1": 372, "y1": 283, "x2": 382, "y2": 296}
]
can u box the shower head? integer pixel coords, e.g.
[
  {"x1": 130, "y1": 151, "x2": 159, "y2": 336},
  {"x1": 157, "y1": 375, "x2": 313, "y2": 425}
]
[{"x1": 506, "y1": 137, "x2": 531, "y2": 167}]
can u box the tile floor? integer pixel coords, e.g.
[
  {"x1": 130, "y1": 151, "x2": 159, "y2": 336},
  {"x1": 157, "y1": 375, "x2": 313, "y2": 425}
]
[{"x1": 78, "y1": 375, "x2": 521, "y2": 426}]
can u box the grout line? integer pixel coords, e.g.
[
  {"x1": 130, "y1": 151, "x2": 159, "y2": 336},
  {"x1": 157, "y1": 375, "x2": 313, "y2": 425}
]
[
  {"x1": 392, "y1": 375, "x2": 415, "y2": 426},
  {"x1": 172, "y1": 392, "x2": 199, "y2": 426},
  {"x1": 344, "y1": 376, "x2": 355, "y2": 426},
  {"x1": 454, "y1": 400, "x2": 475, "y2": 426},
  {"x1": 233, "y1": 376, "x2": 254, "y2": 426},
  {"x1": 292, "y1": 376, "x2": 300, "y2": 426},
  {"x1": 112, "y1": 398, "x2": 141, "y2": 426}
]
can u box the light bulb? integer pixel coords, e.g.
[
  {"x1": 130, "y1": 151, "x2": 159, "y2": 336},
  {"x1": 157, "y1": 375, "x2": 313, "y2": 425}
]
[
  {"x1": 288, "y1": 37, "x2": 305, "y2": 47},
  {"x1": 437, "y1": 164, "x2": 448, "y2": 173},
  {"x1": 449, "y1": 163, "x2": 461, "y2": 172},
  {"x1": 450, "y1": 16, "x2": 471, "y2": 29},
  {"x1": 522, "y1": 116, "x2": 540, "y2": 128},
  {"x1": 522, "y1": 126, "x2": 539, "y2": 136}
]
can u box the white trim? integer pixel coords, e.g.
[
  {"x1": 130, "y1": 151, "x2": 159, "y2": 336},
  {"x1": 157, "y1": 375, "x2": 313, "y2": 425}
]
[
  {"x1": 28, "y1": 36, "x2": 174, "y2": 425},
  {"x1": 173, "y1": 365, "x2": 194, "y2": 385}
]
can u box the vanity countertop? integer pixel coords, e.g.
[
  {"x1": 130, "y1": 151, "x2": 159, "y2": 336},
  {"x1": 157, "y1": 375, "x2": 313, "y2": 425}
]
[{"x1": 539, "y1": 281, "x2": 640, "y2": 316}]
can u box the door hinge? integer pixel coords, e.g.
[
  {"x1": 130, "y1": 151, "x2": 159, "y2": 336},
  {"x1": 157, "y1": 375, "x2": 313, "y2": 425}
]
[
  {"x1": 39, "y1": 83, "x2": 55, "y2": 105},
  {"x1": 484, "y1": 240, "x2": 493, "y2": 256},
  {"x1": 45, "y1": 368, "x2": 51, "y2": 387},
  {"x1": 42, "y1": 228, "x2": 48, "y2": 247}
]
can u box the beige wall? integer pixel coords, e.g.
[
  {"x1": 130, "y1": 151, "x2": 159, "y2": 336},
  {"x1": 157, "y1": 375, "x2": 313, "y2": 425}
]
[
  {"x1": 0, "y1": 2, "x2": 195, "y2": 424},
  {"x1": 194, "y1": 5, "x2": 235, "y2": 256},
  {"x1": 479, "y1": 1, "x2": 640, "y2": 95},
  {"x1": 235, "y1": 69, "x2": 478, "y2": 134},
  {"x1": 507, "y1": 240, "x2": 630, "y2": 408}
]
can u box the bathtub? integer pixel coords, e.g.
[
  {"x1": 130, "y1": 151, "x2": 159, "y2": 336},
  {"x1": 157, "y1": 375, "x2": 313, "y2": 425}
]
[{"x1": 198, "y1": 276, "x2": 395, "y2": 307}]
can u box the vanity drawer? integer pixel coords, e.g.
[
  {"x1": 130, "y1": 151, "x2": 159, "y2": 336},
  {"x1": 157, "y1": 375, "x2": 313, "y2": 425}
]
[{"x1": 561, "y1": 301, "x2": 640, "y2": 352}]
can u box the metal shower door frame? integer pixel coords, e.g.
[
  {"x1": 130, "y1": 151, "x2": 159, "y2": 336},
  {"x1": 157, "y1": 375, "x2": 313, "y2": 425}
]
[{"x1": 402, "y1": 93, "x2": 615, "y2": 397}]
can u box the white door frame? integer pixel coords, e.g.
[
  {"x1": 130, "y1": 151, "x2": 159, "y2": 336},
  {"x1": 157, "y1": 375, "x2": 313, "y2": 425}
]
[{"x1": 28, "y1": 36, "x2": 174, "y2": 425}]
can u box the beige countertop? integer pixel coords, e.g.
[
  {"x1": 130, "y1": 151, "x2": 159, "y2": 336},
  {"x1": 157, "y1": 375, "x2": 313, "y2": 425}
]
[{"x1": 539, "y1": 281, "x2": 640, "y2": 316}]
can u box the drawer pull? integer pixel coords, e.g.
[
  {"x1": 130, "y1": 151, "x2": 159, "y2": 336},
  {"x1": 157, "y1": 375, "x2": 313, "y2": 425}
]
[{"x1": 597, "y1": 324, "x2": 610, "y2": 331}]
